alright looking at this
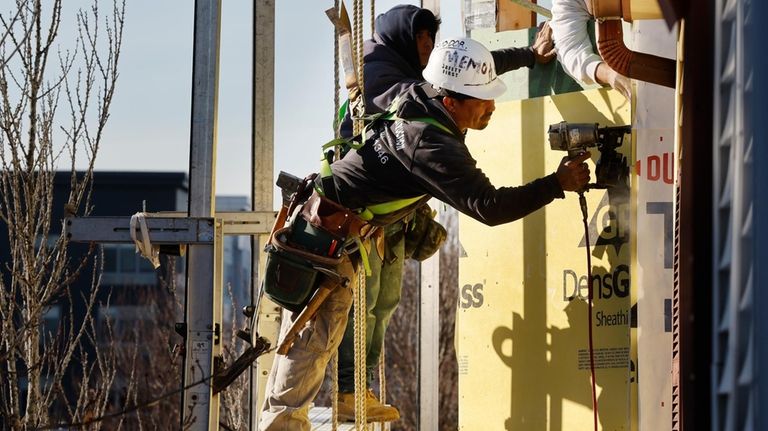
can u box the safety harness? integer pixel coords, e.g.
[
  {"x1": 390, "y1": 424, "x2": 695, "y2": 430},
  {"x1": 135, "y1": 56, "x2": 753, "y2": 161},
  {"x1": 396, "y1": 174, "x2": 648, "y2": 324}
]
[
  {"x1": 317, "y1": 95, "x2": 455, "y2": 222},
  {"x1": 324, "y1": 5, "x2": 453, "y2": 427}
]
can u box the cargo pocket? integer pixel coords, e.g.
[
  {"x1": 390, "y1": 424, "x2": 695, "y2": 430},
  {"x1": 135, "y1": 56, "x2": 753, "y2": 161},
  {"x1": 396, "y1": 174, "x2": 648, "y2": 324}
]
[{"x1": 302, "y1": 297, "x2": 351, "y2": 355}]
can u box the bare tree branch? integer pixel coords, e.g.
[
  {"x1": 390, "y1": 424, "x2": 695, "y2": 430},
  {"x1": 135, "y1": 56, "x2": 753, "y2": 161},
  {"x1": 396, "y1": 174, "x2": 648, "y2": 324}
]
[{"x1": 0, "y1": 1, "x2": 126, "y2": 428}]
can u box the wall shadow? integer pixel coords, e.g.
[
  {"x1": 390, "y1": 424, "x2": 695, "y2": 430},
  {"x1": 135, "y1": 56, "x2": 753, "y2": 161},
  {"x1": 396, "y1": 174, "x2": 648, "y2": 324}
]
[{"x1": 490, "y1": 94, "x2": 633, "y2": 429}]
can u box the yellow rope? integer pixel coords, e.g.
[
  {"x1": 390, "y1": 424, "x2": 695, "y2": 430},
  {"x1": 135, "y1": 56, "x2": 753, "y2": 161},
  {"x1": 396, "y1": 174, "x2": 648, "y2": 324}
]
[
  {"x1": 333, "y1": 0, "x2": 341, "y2": 139},
  {"x1": 354, "y1": 268, "x2": 368, "y2": 428},
  {"x1": 330, "y1": 5, "x2": 346, "y2": 430},
  {"x1": 331, "y1": 4, "x2": 341, "y2": 428},
  {"x1": 370, "y1": 0, "x2": 376, "y2": 38},
  {"x1": 352, "y1": 0, "x2": 365, "y2": 137},
  {"x1": 351, "y1": 5, "x2": 365, "y2": 427},
  {"x1": 327, "y1": 1, "x2": 376, "y2": 427}
]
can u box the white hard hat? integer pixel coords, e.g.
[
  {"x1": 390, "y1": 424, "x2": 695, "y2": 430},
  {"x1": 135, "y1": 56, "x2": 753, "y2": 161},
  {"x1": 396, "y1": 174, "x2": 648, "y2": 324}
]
[{"x1": 422, "y1": 37, "x2": 507, "y2": 100}]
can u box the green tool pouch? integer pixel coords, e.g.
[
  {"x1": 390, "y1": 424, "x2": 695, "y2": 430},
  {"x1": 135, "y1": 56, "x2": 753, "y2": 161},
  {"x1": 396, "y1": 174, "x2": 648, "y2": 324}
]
[
  {"x1": 263, "y1": 246, "x2": 320, "y2": 313},
  {"x1": 404, "y1": 203, "x2": 447, "y2": 261},
  {"x1": 263, "y1": 227, "x2": 342, "y2": 313}
]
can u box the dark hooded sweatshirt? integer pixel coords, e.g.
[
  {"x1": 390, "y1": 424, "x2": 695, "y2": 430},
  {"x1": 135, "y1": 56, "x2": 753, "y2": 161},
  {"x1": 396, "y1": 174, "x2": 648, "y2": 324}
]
[
  {"x1": 330, "y1": 83, "x2": 564, "y2": 227},
  {"x1": 340, "y1": 5, "x2": 536, "y2": 137}
]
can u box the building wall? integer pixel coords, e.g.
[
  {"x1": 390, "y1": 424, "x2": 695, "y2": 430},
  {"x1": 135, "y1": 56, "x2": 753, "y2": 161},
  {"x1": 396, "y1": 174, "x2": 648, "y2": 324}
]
[
  {"x1": 457, "y1": 88, "x2": 633, "y2": 430},
  {"x1": 456, "y1": 4, "x2": 677, "y2": 429}
]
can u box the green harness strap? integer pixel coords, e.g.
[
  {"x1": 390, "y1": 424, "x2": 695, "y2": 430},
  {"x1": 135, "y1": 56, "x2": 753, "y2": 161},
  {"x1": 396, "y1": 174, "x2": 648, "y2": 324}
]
[
  {"x1": 318, "y1": 98, "x2": 456, "y2": 274},
  {"x1": 373, "y1": 95, "x2": 454, "y2": 135},
  {"x1": 319, "y1": 96, "x2": 456, "y2": 219}
]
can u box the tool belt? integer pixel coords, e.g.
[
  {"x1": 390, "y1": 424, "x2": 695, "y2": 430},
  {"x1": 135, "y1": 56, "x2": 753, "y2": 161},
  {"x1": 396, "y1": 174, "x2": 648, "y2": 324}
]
[
  {"x1": 263, "y1": 226, "x2": 341, "y2": 313},
  {"x1": 263, "y1": 175, "x2": 365, "y2": 312}
]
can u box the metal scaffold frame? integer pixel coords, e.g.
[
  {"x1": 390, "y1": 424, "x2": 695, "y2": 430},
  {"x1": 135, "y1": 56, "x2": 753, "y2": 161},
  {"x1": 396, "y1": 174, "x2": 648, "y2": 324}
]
[
  {"x1": 65, "y1": 0, "x2": 450, "y2": 428},
  {"x1": 65, "y1": 1, "x2": 277, "y2": 429}
]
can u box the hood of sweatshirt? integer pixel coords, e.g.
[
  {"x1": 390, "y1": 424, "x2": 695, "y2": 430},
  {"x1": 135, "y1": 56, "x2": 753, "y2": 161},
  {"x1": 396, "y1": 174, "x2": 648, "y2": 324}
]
[{"x1": 371, "y1": 5, "x2": 439, "y2": 78}]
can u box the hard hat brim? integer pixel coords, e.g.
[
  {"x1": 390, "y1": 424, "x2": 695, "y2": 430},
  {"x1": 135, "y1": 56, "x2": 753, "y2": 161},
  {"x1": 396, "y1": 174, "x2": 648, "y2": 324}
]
[{"x1": 460, "y1": 77, "x2": 507, "y2": 100}]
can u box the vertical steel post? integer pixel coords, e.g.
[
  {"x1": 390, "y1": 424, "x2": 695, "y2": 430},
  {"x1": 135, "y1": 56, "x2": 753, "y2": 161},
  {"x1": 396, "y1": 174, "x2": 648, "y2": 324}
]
[
  {"x1": 418, "y1": 3, "x2": 440, "y2": 429},
  {"x1": 182, "y1": 1, "x2": 222, "y2": 429},
  {"x1": 210, "y1": 220, "x2": 225, "y2": 429},
  {"x1": 419, "y1": 213, "x2": 440, "y2": 431},
  {"x1": 251, "y1": 1, "x2": 276, "y2": 428}
]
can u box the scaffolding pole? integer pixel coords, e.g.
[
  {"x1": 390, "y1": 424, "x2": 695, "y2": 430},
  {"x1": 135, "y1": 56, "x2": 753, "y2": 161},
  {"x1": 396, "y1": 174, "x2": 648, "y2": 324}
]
[
  {"x1": 420, "y1": 3, "x2": 440, "y2": 428},
  {"x1": 251, "y1": 1, "x2": 276, "y2": 429},
  {"x1": 181, "y1": 1, "x2": 223, "y2": 429}
]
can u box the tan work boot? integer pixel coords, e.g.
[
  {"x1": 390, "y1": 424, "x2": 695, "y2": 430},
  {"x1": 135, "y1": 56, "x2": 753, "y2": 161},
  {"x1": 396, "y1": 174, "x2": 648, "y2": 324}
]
[{"x1": 337, "y1": 390, "x2": 400, "y2": 423}]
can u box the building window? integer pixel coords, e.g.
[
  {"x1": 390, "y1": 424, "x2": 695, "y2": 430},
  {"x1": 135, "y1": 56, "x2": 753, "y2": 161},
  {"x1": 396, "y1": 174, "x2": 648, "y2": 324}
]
[{"x1": 101, "y1": 244, "x2": 158, "y2": 286}]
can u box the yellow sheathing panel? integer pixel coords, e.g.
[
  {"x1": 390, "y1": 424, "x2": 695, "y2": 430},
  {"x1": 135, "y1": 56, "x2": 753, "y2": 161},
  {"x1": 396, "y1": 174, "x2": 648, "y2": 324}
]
[{"x1": 457, "y1": 88, "x2": 633, "y2": 430}]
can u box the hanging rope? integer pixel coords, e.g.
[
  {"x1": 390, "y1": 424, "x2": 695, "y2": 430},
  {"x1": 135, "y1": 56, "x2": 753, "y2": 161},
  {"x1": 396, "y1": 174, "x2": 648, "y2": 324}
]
[
  {"x1": 352, "y1": 0, "x2": 365, "y2": 136},
  {"x1": 370, "y1": 2, "x2": 383, "y2": 410},
  {"x1": 333, "y1": 0, "x2": 341, "y2": 139},
  {"x1": 327, "y1": 1, "x2": 371, "y2": 427},
  {"x1": 329, "y1": 4, "x2": 344, "y2": 429},
  {"x1": 330, "y1": 3, "x2": 342, "y2": 429},
  {"x1": 370, "y1": 0, "x2": 376, "y2": 38},
  {"x1": 351, "y1": 2, "x2": 368, "y2": 426},
  {"x1": 354, "y1": 269, "x2": 368, "y2": 428}
]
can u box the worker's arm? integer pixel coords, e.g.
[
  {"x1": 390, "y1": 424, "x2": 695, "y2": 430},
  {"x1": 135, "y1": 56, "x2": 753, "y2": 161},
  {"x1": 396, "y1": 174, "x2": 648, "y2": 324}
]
[
  {"x1": 491, "y1": 47, "x2": 536, "y2": 73},
  {"x1": 408, "y1": 136, "x2": 568, "y2": 227},
  {"x1": 491, "y1": 21, "x2": 556, "y2": 73},
  {"x1": 491, "y1": 47, "x2": 536, "y2": 74},
  {"x1": 550, "y1": 0, "x2": 603, "y2": 85}
]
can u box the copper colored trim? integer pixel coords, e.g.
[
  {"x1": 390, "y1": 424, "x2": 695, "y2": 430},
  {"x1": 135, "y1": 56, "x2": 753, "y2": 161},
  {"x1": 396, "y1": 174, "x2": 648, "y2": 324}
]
[
  {"x1": 589, "y1": 0, "x2": 633, "y2": 21},
  {"x1": 597, "y1": 19, "x2": 676, "y2": 88},
  {"x1": 622, "y1": 0, "x2": 632, "y2": 21}
]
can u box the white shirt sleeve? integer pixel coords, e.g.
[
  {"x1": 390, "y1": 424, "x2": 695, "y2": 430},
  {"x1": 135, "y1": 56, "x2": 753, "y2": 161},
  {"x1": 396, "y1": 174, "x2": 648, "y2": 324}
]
[{"x1": 551, "y1": 0, "x2": 603, "y2": 85}]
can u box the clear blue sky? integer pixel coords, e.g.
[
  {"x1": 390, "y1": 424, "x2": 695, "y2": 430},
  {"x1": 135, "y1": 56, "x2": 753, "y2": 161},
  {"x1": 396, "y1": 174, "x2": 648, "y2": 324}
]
[{"x1": 79, "y1": 1, "x2": 460, "y2": 204}]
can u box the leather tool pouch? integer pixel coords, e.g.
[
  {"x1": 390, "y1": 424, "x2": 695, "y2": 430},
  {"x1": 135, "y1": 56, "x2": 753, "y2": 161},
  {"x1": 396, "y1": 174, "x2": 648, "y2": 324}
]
[
  {"x1": 263, "y1": 182, "x2": 363, "y2": 312},
  {"x1": 299, "y1": 191, "x2": 366, "y2": 241}
]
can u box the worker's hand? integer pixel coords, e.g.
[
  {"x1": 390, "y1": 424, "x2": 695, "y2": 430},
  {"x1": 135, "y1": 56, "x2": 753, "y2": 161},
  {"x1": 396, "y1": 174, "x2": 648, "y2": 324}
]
[
  {"x1": 596, "y1": 62, "x2": 631, "y2": 100},
  {"x1": 607, "y1": 69, "x2": 632, "y2": 100},
  {"x1": 532, "y1": 21, "x2": 557, "y2": 64},
  {"x1": 555, "y1": 151, "x2": 591, "y2": 192}
]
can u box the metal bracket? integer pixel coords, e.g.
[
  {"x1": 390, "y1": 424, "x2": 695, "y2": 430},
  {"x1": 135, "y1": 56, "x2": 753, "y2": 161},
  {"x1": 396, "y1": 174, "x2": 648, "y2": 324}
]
[
  {"x1": 148, "y1": 211, "x2": 277, "y2": 236},
  {"x1": 64, "y1": 211, "x2": 276, "y2": 245},
  {"x1": 64, "y1": 216, "x2": 215, "y2": 244}
]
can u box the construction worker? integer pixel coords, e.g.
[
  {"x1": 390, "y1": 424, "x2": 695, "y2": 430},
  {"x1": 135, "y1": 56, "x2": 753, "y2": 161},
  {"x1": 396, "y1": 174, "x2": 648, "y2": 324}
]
[
  {"x1": 259, "y1": 36, "x2": 590, "y2": 430},
  {"x1": 335, "y1": 5, "x2": 556, "y2": 422},
  {"x1": 550, "y1": 0, "x2": 632, "y2": 99}
]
